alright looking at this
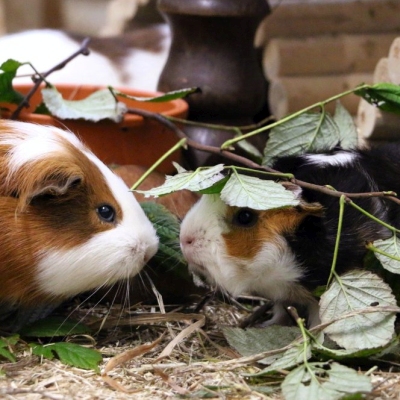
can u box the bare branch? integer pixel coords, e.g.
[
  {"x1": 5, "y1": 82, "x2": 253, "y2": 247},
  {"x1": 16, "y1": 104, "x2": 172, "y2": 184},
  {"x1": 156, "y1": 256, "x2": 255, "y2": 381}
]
[{"x1": 11, "y1": 38, "x2": 91, "y2": 120}]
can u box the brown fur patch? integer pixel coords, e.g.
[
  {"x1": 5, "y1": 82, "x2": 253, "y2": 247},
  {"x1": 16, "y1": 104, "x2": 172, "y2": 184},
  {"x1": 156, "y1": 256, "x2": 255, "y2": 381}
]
[{"x1": 223, "y1": 203, "x2": 323, "y2": 260}]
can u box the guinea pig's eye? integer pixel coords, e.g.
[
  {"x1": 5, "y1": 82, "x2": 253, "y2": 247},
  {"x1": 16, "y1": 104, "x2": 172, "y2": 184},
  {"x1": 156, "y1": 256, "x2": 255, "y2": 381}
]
[
  {"x1": 232, "y1": 208, "x2": 258, "y2": 227},
  {"x1": 96, "y1": 204, "x2": 116, "y2": 223}
]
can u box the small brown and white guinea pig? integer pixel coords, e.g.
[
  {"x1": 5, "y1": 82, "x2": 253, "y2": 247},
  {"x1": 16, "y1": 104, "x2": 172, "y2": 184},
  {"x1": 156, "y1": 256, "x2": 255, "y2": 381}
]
[
  {"x1": 180, "y1": 144, "x2": 400, "y2": 327},
  {"x1": 0, "y1": 120, "x2": 158, "y2": 313}
]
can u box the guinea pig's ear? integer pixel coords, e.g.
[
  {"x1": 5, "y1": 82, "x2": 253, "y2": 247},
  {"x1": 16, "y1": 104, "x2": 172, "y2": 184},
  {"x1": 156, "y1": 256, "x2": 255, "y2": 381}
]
[
  {"x1": 281, "y1": 181, "x2": 323, "y2": 215},
  {"x1": 281, "y1": 181, "x2": 303, "y2": 198},
  {"x1": 17, "y1": 173, "x2": 83, "y2": 211},
  {"x1": 29, "y1": 175, "x2": 82, "y2": 199}
]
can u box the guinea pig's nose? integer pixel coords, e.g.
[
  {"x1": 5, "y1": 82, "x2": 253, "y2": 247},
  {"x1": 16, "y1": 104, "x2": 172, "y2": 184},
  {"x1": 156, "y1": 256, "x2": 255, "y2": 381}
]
[{"x1": 180, "y1": 234, "x2": 195, "y2": 246}]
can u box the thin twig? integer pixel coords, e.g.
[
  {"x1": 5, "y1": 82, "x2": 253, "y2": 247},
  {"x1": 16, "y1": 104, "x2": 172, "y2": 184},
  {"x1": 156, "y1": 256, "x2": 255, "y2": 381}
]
[
  {"x1": 10, "y1": 38, "x2": 91, "y2": 120},
  {"x1": 125, "y1": 107, "x2": 265, "y2": 169}
]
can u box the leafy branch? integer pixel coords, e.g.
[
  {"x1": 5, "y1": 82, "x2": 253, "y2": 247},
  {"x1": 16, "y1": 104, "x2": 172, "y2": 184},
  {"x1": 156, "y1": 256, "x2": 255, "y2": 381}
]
[
  {"x1": 220, "y1": 85, "x2": 370, "y2": 149},
  {"x1": 126, "y1": 99, "x2": 400, "y2": 207}
]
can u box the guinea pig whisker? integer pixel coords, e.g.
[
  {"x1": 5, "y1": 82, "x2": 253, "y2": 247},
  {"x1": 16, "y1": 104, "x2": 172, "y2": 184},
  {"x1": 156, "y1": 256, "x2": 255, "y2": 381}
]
[
  {"x1": 136, "y1": 270, "x2": 146, "y2": 287},
  {"x1": 111, "y1": 279, "x2": 133, "y2": 330},
  {"x1": 55, "y1": 279, "x2": 117, "y2": 336},
  {"x1": 95, "y1": 281, "x2": 127, "y2": 335}
]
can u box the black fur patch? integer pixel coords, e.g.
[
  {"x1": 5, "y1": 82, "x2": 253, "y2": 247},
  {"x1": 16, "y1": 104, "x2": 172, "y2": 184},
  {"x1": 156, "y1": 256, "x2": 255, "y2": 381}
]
[{"x1": 272, "y1": 144, "x2": 400, "y2": 290}]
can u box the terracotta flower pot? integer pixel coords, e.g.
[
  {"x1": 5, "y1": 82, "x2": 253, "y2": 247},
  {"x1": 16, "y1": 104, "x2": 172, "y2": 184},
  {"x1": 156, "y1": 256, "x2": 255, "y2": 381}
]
[{"x1": 3, "y1": 84, "x2": 188, "y2": 174}]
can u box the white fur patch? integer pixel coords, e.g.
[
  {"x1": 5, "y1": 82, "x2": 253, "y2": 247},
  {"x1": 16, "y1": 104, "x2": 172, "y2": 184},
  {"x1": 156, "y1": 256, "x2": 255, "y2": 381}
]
[
  {"x1": 0, "y1": 121, "x2": 85, "y2": 171},
  {"x1": 0, "y1": 29, "x2": 123, "y2": 86},
  {"x1": 36, "y1": 222, "x2": 158, "y2": 297},
  {"x1": 243, "y1": 238, "x2": 303, "y2": 301},
  {"x1": 122, "y1": 25, "x2": 170, "y2": 91},
  {"x1": 303, "y1": 152, "x2": 356, "y2": 167}
]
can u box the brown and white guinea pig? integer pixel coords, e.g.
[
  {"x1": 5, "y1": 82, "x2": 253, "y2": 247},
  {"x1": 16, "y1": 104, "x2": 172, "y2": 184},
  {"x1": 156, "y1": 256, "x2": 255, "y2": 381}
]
[
  {"x1": 0, "y1": 120, "x2": 158, "y2": 326},
  {"x1": 180, "y1": 144, "x2": 400, "y2": 327},
  {"x1": 0, "y1": 26, "x2": 170, "y2": 90}
]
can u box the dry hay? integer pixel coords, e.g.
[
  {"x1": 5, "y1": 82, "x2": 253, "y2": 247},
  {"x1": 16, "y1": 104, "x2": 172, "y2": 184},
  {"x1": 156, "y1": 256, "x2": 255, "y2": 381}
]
[{"x1": 0, "y1": 294, "x2": 400, "y2": 400}]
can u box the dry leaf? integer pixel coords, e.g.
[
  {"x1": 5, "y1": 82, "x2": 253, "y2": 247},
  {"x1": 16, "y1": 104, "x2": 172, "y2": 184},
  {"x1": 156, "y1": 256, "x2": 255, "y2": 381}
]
[
  {"x1": 101, "y1": 374, "x2": 138, "y2": 393},
  {"x1": 154, "y1": 368, "x2": 188, "y2": 395},
  {"x1": 157, "y1": 317, "x2": 205, "y2": 360},
  {"x1": 103, "y1": 335, "x2": 164, "y2": 374}
]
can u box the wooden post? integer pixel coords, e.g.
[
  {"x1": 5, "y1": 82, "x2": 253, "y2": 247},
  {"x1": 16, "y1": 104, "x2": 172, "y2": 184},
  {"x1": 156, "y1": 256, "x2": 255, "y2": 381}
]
[
  {"x1": 356, "y1": 52, "x2": 400, "y2": 141},
  {"x1": 269, "y1": 73, "x2": 372, "y2": 119},
  {"x1": 357, "y1": 99, "x2": 400, "y2": 141},
  {"x1": 388, "y1": 37, "x2": 400, "y2": 84},
  {"x1": 257, "y1": 0, "x2": 400, "y2": 44}
]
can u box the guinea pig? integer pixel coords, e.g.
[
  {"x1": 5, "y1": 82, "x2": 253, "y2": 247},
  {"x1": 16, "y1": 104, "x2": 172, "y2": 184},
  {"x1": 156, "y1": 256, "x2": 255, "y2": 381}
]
[
  {"x1": 180, "y1": 144, "x2": 400, "y2": 327},
  {"x1": 0, "y1": 120, "x2": 158, "y2": 330},
  {"x1": 0, "y1": 26, "x2": 170, "y2": 90}
]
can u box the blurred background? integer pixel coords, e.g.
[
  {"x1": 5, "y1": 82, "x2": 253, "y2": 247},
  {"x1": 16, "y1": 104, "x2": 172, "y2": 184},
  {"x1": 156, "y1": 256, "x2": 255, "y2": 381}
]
[{"x1": 0, "y1": 0, "x2": 161, "y2": 36}]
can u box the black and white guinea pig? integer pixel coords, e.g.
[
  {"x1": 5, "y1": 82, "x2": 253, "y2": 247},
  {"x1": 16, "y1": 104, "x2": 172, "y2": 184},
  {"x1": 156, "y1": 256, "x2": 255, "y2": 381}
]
[
  {"x1": 0, "y1": 120, "x2": 158, "y2": 312},
  {"x1": 180, "y1": 144, "x2": 400, "y2": 327}
]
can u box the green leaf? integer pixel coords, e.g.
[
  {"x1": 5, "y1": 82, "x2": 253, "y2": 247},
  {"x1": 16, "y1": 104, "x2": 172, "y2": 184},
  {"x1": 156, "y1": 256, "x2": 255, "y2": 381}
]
[
  {"x1": 41, "y1": 86, "x2": 127, "y2": 122},
  {"x1": 355, "y1": 83, "x2": 400, "y2": 114},
  {"x1": 262, "y1": 112, "x2": 340, "y2": 166},
  {"x1": 113, "y1": 86, "x2": 200, "y2": 102},
  {"x1": 0, "y1": 335, "x2": 19, "y2": 346},
  {"x1": 31, "y1": 342, "x2": 55, "y2": 360},
  {"x1": 0, "y1": 59, "x2": 25, "y2": 104},
  {"x1": 135, "y1": 164, "x2": 225, "y2": 197},
  {"x1": 364, "y1": 250, "x2": 400, "y2": 305},
  {"x1": 371, "y1": 234, "x2": 400, "y2": 274},
  {"x1": 33, "y1": 102, "x2": 51, "y2": 115},
  {"x1": 140, "y1": 202, "x2": 189, "y2": 279},
  {"x1": 313, "y1": 341, "x2": 391, "y2": 361},
  {"x1": 0, "y1": 347, "x2": 16, "y2": 362},
  {"x1": 0, "y1": 335, "x2": 19, "y2": 362},
  {"x1": 1, "y1": 59, "x2": 23, "y2": 73},
  {"x1": 281, "y1": 362, "x2": 372, "y2": 400},
  {"x1": 254, "y1": 342, "x2": 311, "y2": 376},
  {"x1": 19, "y1": 316, "x2": 90, "y2": 337},
  {"x1": 198, "y1": 175, "x2": 229, "y2": 194},
  {"x1": 319, "y1": 271, "x2": 396, "y2": 350},
  {"x1": 220, "y1": 173, "x2": 299, "y2": 210},
  {"x1": 31, "y1": 342, "x2": 102, "y2": 372},
  {"x1": 235, "y1": 136, "x2": 263, "y2": 162},
  {"x1": 171, "y1": 162, "x2": 186, "y2": 174},
  {"x1": 222, "y1": 326, "x2": 301, "y2": 365},
  {"x1": 333, "y1": 101, "x2": 358, "y2": 149}
]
